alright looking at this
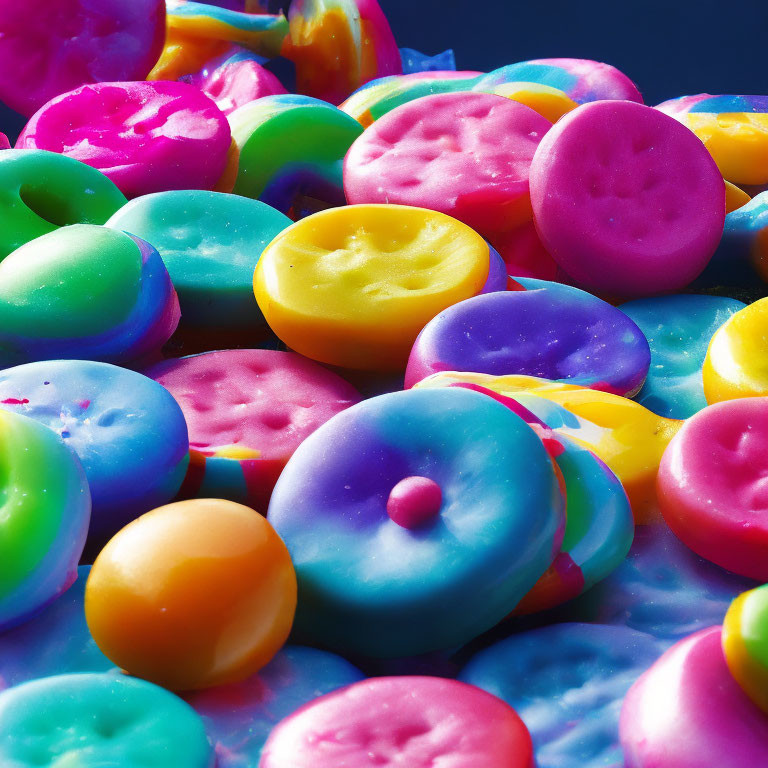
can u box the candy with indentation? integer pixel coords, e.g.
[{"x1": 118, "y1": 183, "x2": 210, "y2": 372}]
[
  {"x1": 0, "y1": 149, "x2": 126, "y2": 261},
  {"x1": 0, "y1": 360, "x2": 189, "y2": 549},
  {"x1": 460, "y1": 623, "x2": 665, "y2": 768},
  {"x1": 107, "y1": 190, "x2": 291, "y2": 329},
  {"x1": 344, "y1": 92, "x2": 551, "y2": 235},
  {"x1": 268, "y1": 387, "x2": 564, "y2": 657},
  {"x1": 658, "y1": 397, "x2": 768, "y2": 581},
  {"x1": 620, "y1": 295, "x2": 745, "y2": 418},
  {"x1": 281, "y1": 0, "x2": 401, "y2": 104},
  {"x1": 17, "y1": 80, "x2": 232, "y2": 198},
  {"x1": 620, "y1": 627, "x2": 768, "y2": 768},
  {"x1": 405, "y1": 278, "x2": 650, "y2": 395},
  {"x1": 0, "y1": 0, "x2": 166, "y2": 116},
  {"x1": 0, "y1": 225, "x2": 179, "y2": 366},
  {"x1": 228, "y1": 95, "x2": 363, "y2": 216},
  {"x1": 86, "y1": 498, "x2": 297, "y2": 691},
  {"x1": 259, "y1": 676, "x2": 534, "y2": 768},
  {"x1": 0, "y1": 673, "x2": 213, "y2": 767},
  {"x1": 0, "y1": 409, "x2": 90, "y2": 631},
  {"x1": 147, "y1": 349, "x2": 360, "y2": 510},
  {"x1": 186, "y1": 646, "x2": 364, "y2": 767},
  {"x1": 530, "y1": 100, "x2": 725, "y2": 297},
  {"x1": 254, "y1": 204, "x2": 494, "y2": 370}
]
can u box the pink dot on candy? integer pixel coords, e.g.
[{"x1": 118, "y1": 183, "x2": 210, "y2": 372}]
[{"x1": 386, "y1": 476, "x2": 442, "y2": 529}]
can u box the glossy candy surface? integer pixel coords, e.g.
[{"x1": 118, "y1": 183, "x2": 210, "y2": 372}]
[
  {"x1": 268, "y1": 387, "x2": 564, "y2": 657},
  {"x1": 86, "y1": 499, "x2": 297, "y2": 691},
  {"x1": 259, "y1": 676, "x2": 535, "y2": 768},
  {"x1": 254, "y1": 205, "x2": 492, "y2": 370},
  {"x1": 17, "y1": 80, "x2": 232, "y2": 198},
  {"x1": 406, "y1": 278, "x2": 650, "y2": 395}
]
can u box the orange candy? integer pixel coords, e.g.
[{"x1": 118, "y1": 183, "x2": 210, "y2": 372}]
[{"x1": 85, "y1": 499, "x2": 297, "y2": 691}]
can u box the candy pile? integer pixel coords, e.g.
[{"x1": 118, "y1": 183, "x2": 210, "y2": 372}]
[{"x1": 2, "y1": 1, "x2": 768, "y2": 766}]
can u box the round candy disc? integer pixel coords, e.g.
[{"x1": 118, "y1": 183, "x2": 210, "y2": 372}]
[
  {"x1": 107, "y1": 191, "x2": 291, "y2": 329},
  {"x1": 260, "y1": 676, "x2": 534, "y2": 768},
  {"x1": 18, "y1": 80, "x2": 232, "y2": 198},
  {"x1": 344, "y1": 92, "x2": 552, "y2": 235},
  {"x1": 254, "y1": 204, "x2": 492, "y2": 370},
  {"x1": 86, "y1": 499, "x2": 297, "y2": 691},
  {"x1": 268, "y1": 387, "x2": 563, "y2": 657},
  {"x1": 405, "y1": 278, "x2": 650, "y2": 396},
  {"x1": 0, "y1": 673, "x2": 213, "y2": 767},
  {"x1": 658, "y1": 397, "x2": 768, "y2": 581},
  {"x1": 530, "y1": 100, "x2": 725, "y2": 297}
]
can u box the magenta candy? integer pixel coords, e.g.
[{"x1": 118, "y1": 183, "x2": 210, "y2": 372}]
[
  {"x1": 386, "y1": 476, "x2": 443, "y2": 530},
  {"x1": 17, "y1": 80, "x2": 232, "y2": 198},
  {"x1": 0, "y1": 134, "x2": 9, "y2": 151},
  {"x1": 620, "y1": 626, "x2": 768, "y2": 767},
  {"x1": 530, "y1": 100, "x2": 725, "y2": 297},
  {"x1": 490, "y1": 222, "x2": 558, "y2": 280},
  {"x1": 344, "y1": 92, "x2": 551, "y2": 236}
]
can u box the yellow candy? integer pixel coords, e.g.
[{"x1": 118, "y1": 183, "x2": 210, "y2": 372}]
[
  {"x1": 254, "y1": 205, "x2": 490, "y2": 371},
  {"x1": 704, "y1": 297, "x2": 768, "y2": 402},
  {"x1": 483, "y1": 81, "x2": 578, "y2": 124},
  {"x1": 725, "y1": 180, "x2": 751, "y2": 213},
  {"x1": 415, "y1": 371, "x2": 681, "y2": 523}
]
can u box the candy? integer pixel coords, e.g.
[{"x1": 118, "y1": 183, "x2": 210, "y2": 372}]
[
  {"x1": 228, "y1": 94, "x2": 363, "y2": 216},
  {"x1": 17, "y1": 80, "x2": 232, "y2": 198},
  {"x1": 405, "y1": 278, "x2": 650, "y2": 396},
  {"x1": 726, "y1": 180, "x2": 751, "y2": 212},
  {"x1": 0, "y1": 149, "x2": 126, "y2": 261},
  {"x1": 0, "y1": 410, "x2": 90, "y2": 631},
  {"x1": 107, "y1": 190, "x2": 291, "y2": 330},
  {"x1": 259, "y1": 676, "x2": 534, "y2": 768},
  {"x1": 147, "y1": 349, "x2": 360, "y2": 510},
  {"x1": 0, "y1": 360, "x2": 189, "y2": 550},
  {"x1": 620, "y1": 294, "x2": 746, "y2": 418},
  {"x1": 268, "y1": 387, "x2": 564, "y2": 657},
  {"x1": 0, "y1": 0, "x2": 166, "y2": 116},
  {"x1": 85, "y1": 499, "x2": 297, "y2": 691},
  {"x1": 344, "y1": 92, "x2": 552, "y2": 236},
  {"x1": 474, "y1": 80, "x2": 578, "y2": 123},
  {"x1": 658, "y1": 397, "x2": 768, "y2": 581},
  {"x1": 620, "y1": 627, "x2": 768, "y2": 768},
  {"x1": 489, "y1": 221, "x2": 559, "y2": 280},
  {"x1": 254, "y1": 204, "x2": 492, "y2": 370},
  {"x1": 0, "y1": 133, "x2": 10, "y2": 150},
  {"x1": 0, "y1": 225, "x2": 179, "y2": 366},
  {"x1": 530, "y1": 100, "x2": 725, "y2": 297},
  {"x1": 400, "y1": 47, "x2": 456, "y2": 74},
  {"x1": 0, "y1": 673, "x2": 213, "y2": 767},
  {"x1": 281, "y1": 0, "x2": 401, "y2": 104},
  {"x1": 704, "y1": 297, "x2": 768, "y2": 401},
  {"x1": 460, "y1": 623, "x2": 666, "y2": 768}
]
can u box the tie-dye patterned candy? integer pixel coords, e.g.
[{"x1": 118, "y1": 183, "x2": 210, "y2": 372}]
[
  {"x1": 186, "y1": 647, "x2": 364, "y2": 767},
  {"x1": 460, "y1": 624, "x2": 666, "y2": 768},
  {"x1": 254, "y1": 205, "x2": 494, "y2": 371},
  {"x1": 0, "y1": 149, "x2": 126, "y2": 261},
  {"x1": 620, "y1": 295, "x2": 746, "y2": 418},
  {"x1": 0, "y1": 225, "x2": 179, "y2": 367},
  {"x1": 344, "y1": 92, "x2": 552, "y2": 236},
  {"x1": 620, "y1": 627, "x2": 768, "y2": 768},
  {"x1": 0, "y1": 0, "x2": 166, "y2": 116},
  {"x1": 147, "y1": 349, "x2": 361, "y2": 511},
  {"x1": 259, "y1": 676, "x2": 534, "y2": 768},
  {"x1": 473, "y1": 58, "x2": 643, "y2": 104},
  {"x1": 0, "y1": 360, "x2": 190, "y2": 550},
  {"x1": 0, "y1": 674, "x2": 214, "y2": 768},
  {"x1": 107, "y1": 190, "x2": 291, "y2": 330},
  {"x1": 0, "y1": 409, "x2": 90, "y2": 631},
  {"x1": 474, "y1": 81, "x2": 578, "y2": 123},
  {"x1": 228, "y1": 95, "x2": 363, "y2": 216},
  {"x1": 656, "y1": 94, "x2": 768, "y2": 186},
  {"x1": 281, "y1": 0, "x2": 401, "y2": 105},
  {"x1": 405, "y1": 278, "x2": 650, "y2": 396},
  {"x1": 268, "y1": 387, "x2": 564, "y2": 657},
  {"x1": 17, "y1": 80, "x2": 232, "y2": 199}
]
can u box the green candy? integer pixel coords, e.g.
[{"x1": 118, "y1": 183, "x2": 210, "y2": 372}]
[{"x1": 0, "y1": 150, "x2": 126, "y2": 261}]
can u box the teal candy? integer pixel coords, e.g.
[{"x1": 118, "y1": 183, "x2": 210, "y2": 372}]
[
  {"x1": 107, "y1": 191, "x2": 292, "y2": 328},
  {"x1": 620, "y1": 294, "x2": 745, "y2": 418},
  {"x1": 0, "y1": 673, "x2": 214, "y2": 767}
]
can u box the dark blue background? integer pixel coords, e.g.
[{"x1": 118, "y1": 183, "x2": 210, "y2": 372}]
[{"x1": 3, "y1": 0, "x2": 768, "y2": 139}]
